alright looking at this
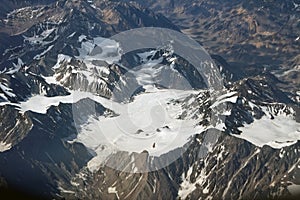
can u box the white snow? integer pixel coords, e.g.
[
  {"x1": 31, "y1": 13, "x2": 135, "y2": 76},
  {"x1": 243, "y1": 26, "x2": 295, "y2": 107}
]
[
  {"x1": 248, "y1": 101, "x2": 258, "y2": 109},
  {"x1": 33, "y1": 45, "x2": 54, "y2": 60},
  {"x1": 137, "y1": 50, "x2": 157, "y2": 63},
  {"x1": 216, "y1": 145, "x2": 226, "y2": 161},
  {"x1": 53, "y1": 54, "x2": 72, "y2": 69},
  {"x1": 13, "y1": 45, "x2": 214, "y2": 172},
  {"x1": 203, "y1": 184, "x2": 209, "y2": 194},
  {"x1": 209, "y1": 91, "x2": 238, "y2": 109},
  {"x1": 233, "y1": 113, "x2": 300, "y2": 149},
  {"x1": 0, "y1": 91, "x2": 94, "y2": 113},
  {"x1": 178, "y1": 167, "x2": 197, "y2": 199},
  {"x1": 6, "y1": 58, "x2": 24, "y2": 75},
  {"x1": 41, "y1": 28, "x2": 55, "y2": 37},
  {"x1": 132, "y1": 57, "x2": 164, "y2": 86},
  {"x1": 0, "y1": 141, "x2": 12, "y2": 152},
  {"x1": 80, "y1": 40, "x2": 95, "y2": 55},
  {"x1": 17, "y1": 91, "x2": 93, "y2": 114},
  {"x1": 0, "y1": 83, "x2": 16, "y2": 98},
  {"x1": 7, "y1": 7, "x2": 26, "y2": 18},
  {"x1": 222, "y1": 149, "x2": 260, "y2": 199},
  {"x1": 0, "y1": 87, "x2": 204, "y2": 169},
  {"x1": 211, "y1": 92, "x2": 238, "y2": 108},
  {"x1": 67, "y1": 32, "x2": 76, "y2": 38},
  {"x1": 108, "y1": 187, "x2": 117, "y2": 193},
  {"x1": 216, "y1": 91, "x2": 237, "y2": 100},
  {"x1": 70, "y1": 180, "x2": 80, "y2": 187},
  {"x1": 74, "y1": 88, "x2": 205, "y2": 171},
  {"x1": 293, "y1": 1, "x2": 300, "y2": 9},
  {"x1": 58, "y1": 186, "x2": 75, "y2": 194},
  {"x1": 0, "y1": 93, "x2": 8, "y2": 101},
  {"x1": 77, "y1": 36, "x2": 121, "y2": 64},
  {"x1": 108, "y1": 187, "x2": 119, "y2": 199},
  {"x1": 178, "y1": 165, "x2": 207, "y2": 199},
  {"x1": 46, "y1": 36, "x2": 120, "y2": 91},
  {"x1": 124, "y1": 175, "x2": 143, "y2": 199},
  {"x1": 42, "y1": 75, "x2": 59, "y2": 85},
  {"x1": 51, "y1": 57, "x2": 111, "y2": 93},
  {"x1": 78, "y1": 35, "x2": 87, "y2": 42},
  {"x1": 278, "y1": 65, "x2": 300, "y2": 77},
  {"x1": 279, "y1": 149, "x2": 286, "y2": 158},
  {"x1": 24, "y1": 28, "x2": 58, "y2": 45},
  {"x1": 0, "y1": 90, "x2": 106, "y2": 114},
  {"x1": 127, "y1": 50, "x2": 185, "y2": 90},
  {"x1": 296, "y1": 91, "x2": 300, "y2": 103}
]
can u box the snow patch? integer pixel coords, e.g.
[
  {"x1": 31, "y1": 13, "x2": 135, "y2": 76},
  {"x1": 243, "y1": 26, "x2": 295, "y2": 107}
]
[
  {"x1": 233, "y1": 112, "x2": 300, "y2": 149},
  {"x1": 24, "y1": 27, "x2": 58, "y2": 45},
  {"x1": 211, "y1": 91, "x2": 238, "y2": 108},
  {"x1": 53, "y1": 54, "x2": 72, "y2": 69},
  {"x1": 6, "y1": 58, "x2": 24, "y2": 74},
  {"x1": 0, "y1": 83, "x2": 16, "y2": 98},
  {"x1": 67, "y1": 32, "x2": 76, "y2": 38},
  {"x1": 0, "y1": 141, "x2": 12, "y2": 152},
  {"x1": 137, "y1": 50, "x2": 157, "y2": 63},
  {"x1": 58, "y1": 186, "x2": 75, "y2": 194},
  {"x1": 33, "y1": 45, "x2": 54, "y2": 60},
  {"x1": 17, "y1": 91, "x2": 94, "y2": 114},
  {"x1": 178, "y1": 165, "x2": 207, "y2": 199},
  {"x1": 78, "y1": 34, "x2": 87, "y2": 43},
  {"x1": 77, "y1": 36, "x2": 121, "y2": 64},
  {"x1": 178, "y1": 167, "x2": 196, "y2": 199},
  {"x1": 108, "y1": 187, "x2": 119, "y2": 199},
  {"x1": 75, "y1": 89, "x2": 206, "y2": 171}
]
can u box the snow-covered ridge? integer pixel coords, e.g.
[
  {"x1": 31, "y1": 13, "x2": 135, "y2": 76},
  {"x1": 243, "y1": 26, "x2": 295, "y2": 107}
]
[
  {"x1": 211, "y1": 91, "x2": 238, "y2": 108},
  {"x1": 34, "y1": 45, "x2": 54, "y2": 60},
  {"x1": 0, "y1": 82, "x2": 16, "y2": 99},
  {"x1": 1, "y1": 58, "x2": 25, "y2": 75},
  {"x1": 180, "y1": 86, "x2": 300, "y2": 150},
  {"x1": 46, "y1": 35, "x2": 122, "y2": 97},
  {"x1": 0, "y1": 84, "x2": 205, "y2": 171},
  {"x1": 0, "y1": 141, "x2": 12, "y2": 153},
  {"x1": 236, "y1": 112, "x2": 300, "y2": 149},
  {"x1": 77, "y1": 34, "x2": 121, "y2": 65},
  {"x1": 24, "y1": 25, "x2": 59, "y2": 46},
  {"x1": 51, "y1": 56, "x2": 112, "y2": 97}
]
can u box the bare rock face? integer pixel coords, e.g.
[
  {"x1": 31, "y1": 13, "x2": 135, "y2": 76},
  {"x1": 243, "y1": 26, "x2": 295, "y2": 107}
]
[
  {"x1": 124, "y1": 0, "x2": 300, "y2": 72},
  {"x1": 125, "y1": 0, "x2": 300, "y2": 113}
]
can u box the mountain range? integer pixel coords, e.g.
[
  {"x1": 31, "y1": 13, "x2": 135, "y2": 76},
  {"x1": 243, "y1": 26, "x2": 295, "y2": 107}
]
[{"x1": 0, "y1": 0, "x2": 299, "y2": 199}]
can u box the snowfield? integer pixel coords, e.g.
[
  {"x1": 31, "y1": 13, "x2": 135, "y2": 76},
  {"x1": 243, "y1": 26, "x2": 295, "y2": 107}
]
[
  {"x1": 0, "y1": 84, "x2": 205, "y2": 171},
  {"x1": 75, "y1": 88, "x2": 205, "y2": 171},
  {"x1": 234, "y1": 113, "x2": 300, "y2": 149}
]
